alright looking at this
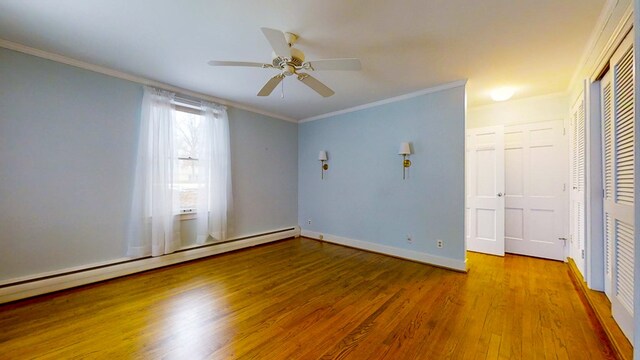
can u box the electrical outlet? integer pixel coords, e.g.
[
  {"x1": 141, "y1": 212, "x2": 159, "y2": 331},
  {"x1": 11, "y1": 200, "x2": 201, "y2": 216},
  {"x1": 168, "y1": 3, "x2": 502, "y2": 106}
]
[
  {"x1": 436, "y1": 239, "x2": 444, "y2": 248},
  {"x1": 308, "y1": 219, "x2": 312, "y2": 225},
  {"x1": 406, "y1": 235, "x2": 413, "y2": 243}
]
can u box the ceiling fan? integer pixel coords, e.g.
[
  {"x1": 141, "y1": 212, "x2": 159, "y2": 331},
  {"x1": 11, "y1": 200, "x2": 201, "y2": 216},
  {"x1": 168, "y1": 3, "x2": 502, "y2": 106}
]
[{"x1": 208, "y1": 28, "x2": 361, "y2": 98}]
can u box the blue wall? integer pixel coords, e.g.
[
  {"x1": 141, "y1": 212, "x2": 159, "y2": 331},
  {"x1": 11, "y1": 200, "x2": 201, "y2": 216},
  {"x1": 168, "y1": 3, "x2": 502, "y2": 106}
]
[
  {"x1": 298, "y1": 86, "x2": 466, "y2": 263},
  {"x1": 228, "y1": 107, "x2": 298, "y2": 236},
  {"x1": 0, "y1": 48, "x2": 298, "y2": 280},
  {"x1": 0, "y1": 45, "x2": 464, "y2": 279}
]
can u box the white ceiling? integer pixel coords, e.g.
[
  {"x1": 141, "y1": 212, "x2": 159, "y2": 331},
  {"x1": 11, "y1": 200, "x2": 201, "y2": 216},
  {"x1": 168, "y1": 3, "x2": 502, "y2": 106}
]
[{"x1": 0, "y1": 0, "x2": 606, "y2": 121}]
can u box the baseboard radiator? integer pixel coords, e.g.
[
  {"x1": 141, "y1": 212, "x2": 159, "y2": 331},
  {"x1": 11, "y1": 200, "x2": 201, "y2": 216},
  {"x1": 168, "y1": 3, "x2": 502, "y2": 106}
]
[{"x1": 0, "y1": 226, "x2": 300, "y2": 304}]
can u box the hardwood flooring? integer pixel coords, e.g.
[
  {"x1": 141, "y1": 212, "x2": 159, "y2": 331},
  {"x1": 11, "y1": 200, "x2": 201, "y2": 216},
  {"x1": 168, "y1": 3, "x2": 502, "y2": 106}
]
[
  {"x1": 0, "y1": 237, "x2": 615, "y2": 359},
  {"x1": 567, "y1": 258, "x2": 632, "y2": 360}
]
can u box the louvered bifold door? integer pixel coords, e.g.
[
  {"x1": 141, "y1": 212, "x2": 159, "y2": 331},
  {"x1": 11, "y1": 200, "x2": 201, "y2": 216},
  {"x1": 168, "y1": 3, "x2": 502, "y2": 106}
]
[
  {"x1": 601, "y1": 71, "x2": 614, "y2": 299},
  {"x1": 608, "y1": 33, "x2": 635, "y2": 342},
  {"x1": 570, "y1": 94, "x2": 586, "y2": 274}
]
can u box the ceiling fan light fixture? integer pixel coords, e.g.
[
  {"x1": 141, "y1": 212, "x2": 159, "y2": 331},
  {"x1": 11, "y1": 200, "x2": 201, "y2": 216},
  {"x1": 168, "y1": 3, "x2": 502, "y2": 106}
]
[{"x1": 283, "y1": 65, "x2": 295, "y2": 76}]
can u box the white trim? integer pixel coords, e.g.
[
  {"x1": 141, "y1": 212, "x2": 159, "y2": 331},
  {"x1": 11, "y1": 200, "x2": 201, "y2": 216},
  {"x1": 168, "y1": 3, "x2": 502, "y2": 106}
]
[
  {"x1": 589, "y1": 5, "x2": 634, "y2": 81},
  {"x1": 0, "y1": 38, "x2": 297, "y2": 123},
  {"x1": 298, "y1": 80, "x2": 468, "y2": 123},
  {"x1": 570, "y1": 1, "x2": 633, "y2": 85},
  {"x1": 0, "y1": 257, "x2": 130, "y2": 287},
  {"x1": 0, "y1": 226, "x2": 301, "y2": 304},
  {"x1": 301, "y1": 229, "x2": 467, "y2": 272},
  {"x1": 569, "y1": 0, "x2": 620, "y2": 86}
]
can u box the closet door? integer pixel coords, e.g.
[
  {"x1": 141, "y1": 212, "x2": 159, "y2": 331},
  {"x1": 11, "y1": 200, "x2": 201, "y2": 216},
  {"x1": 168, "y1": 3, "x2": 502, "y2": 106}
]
[
  {"x1": 608, "y1": 33, "x2": 635, "y2": 341},
  {"x1": 601, "y1": 70, "x2": 614, "y2": 299},
  {"x1": 570, "y1": 93, "x2": 586, "y2": 274}
]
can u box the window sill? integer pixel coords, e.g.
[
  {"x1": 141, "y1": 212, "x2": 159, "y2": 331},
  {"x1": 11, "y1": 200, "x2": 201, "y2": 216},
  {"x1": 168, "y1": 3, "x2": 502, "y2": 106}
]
[{"x1": 178, "y1": 209, "x2": 197, "y2": 221}]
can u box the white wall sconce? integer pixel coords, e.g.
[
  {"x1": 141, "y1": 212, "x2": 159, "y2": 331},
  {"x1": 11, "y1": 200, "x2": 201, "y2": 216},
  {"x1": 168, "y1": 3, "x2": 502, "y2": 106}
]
[
  {"x1": 398, "y1": 142, "x2": 412, "y2": 180},
  {"x1": 318, "y1": 150, "x2": 328, "y2": 179}
]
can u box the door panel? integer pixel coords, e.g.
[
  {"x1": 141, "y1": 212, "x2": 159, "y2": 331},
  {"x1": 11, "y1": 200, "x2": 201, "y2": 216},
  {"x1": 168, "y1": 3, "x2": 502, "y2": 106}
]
[
  {"x1": 504, "y1": 121, "x2": 567, "y2": 261},
  {"x1": 570, "y1": 95, "x2": 586, "y2": 272},
  {"x1": 606, "y1": 33, "x2": 635, "y2": 341},
  {"x1": 466, "y1": 126, "x2": 505, "y2": 256},
  {"x1": 602, "y1": 69, "x2": 614, "y2": 299}
]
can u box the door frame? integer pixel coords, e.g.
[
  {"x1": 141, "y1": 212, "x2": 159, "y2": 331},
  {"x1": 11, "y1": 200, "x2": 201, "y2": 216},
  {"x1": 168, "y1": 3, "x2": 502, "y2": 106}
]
[{"x1": 585, "y1": 78, "x2": 606, "y2": 292}]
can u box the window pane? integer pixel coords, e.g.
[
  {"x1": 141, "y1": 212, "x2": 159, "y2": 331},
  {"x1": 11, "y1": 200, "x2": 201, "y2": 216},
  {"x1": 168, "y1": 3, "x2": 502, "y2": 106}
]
[
  {"x1": 177, "y1": 158, "x2": 199, "y2": 210},
  {"x1": 175, "y1": 109, "x2": 204, "y2": 210},
  {"x1": 175, "y1": 110, "x2": 203, "y2": 159}
]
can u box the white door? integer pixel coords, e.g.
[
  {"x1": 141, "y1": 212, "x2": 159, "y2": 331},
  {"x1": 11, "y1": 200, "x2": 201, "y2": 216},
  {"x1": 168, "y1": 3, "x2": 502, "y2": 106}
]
[
  {"x1": 466, "y1": 126, "x2": 505, "y2": 256},
  {"x1": 601, "y1": 69, "x2": 614, "y2": 299},
  {"x1": 570, "y1": 94, "x2": 586, "y2": 273},
  {"x1": 503, "y1": 121, "x2": 568, "y2": 261},
  {"x1": 605, "y1": 33, "x2": 635, "y2": 341}
]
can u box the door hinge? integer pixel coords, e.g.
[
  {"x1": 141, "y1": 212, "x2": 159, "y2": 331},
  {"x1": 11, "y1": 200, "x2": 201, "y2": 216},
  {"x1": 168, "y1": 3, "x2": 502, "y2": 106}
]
[
  {"x1": 581, "y1": 249, "x2": 585, "y2": 259},
  {"x1": 563, "y1": 127, "x2": 566, "y2": 135}
]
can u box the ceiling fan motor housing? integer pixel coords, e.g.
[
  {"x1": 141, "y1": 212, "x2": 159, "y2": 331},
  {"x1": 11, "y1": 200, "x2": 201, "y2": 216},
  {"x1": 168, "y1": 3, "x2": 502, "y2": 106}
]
[{"x1": 272, "y1": 47, "x2": 305, "y2": 70}]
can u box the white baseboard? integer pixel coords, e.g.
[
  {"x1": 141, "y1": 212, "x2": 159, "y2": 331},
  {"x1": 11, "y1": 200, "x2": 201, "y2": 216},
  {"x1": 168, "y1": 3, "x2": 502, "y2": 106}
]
[
  {"x1": 0, "y1": 226, "x2": 300, "y2": 304},
  {"x1": 301, "y1": 229, "x2": 467, "y2": 272}
]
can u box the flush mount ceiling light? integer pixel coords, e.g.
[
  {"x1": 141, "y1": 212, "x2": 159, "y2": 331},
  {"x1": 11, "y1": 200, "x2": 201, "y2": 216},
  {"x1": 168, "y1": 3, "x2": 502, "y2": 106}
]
[{"x1": 490, "y1": 87, "x2": 516, "y2": 102}]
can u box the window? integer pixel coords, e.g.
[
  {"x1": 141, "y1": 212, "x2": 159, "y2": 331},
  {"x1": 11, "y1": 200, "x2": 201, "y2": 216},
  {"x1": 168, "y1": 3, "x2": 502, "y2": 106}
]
[
  {"x1": 129, "y1": 87, "x2": 232, "y2": 256},
  {"x1": 175, "y1": 108, "x2": 204, "y2": 213}
]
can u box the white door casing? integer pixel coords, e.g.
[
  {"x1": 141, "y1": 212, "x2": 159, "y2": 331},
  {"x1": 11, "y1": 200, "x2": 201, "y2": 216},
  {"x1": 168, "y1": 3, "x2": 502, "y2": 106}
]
[
  {"x1": 504, "y1": 121, "x2": 568, "y2": 261},
  {"x1": 466, "y1": 126, "x2": 505, "y2": 256}
]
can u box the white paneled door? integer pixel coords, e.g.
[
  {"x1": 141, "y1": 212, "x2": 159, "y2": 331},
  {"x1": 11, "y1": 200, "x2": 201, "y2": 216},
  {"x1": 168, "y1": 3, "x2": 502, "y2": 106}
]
[
  {"x1": 467, "y1": 123, "x2": 568, "y2": 261},
  {"x1": 504, "y1": 121, "x2": 568, "y2": 261},
  {"x1": 600, "y1": 32, "x2": 635, "y2": 341},
  {"x1": 466, "y1": 126, "x2": 505, "y2": 256}
]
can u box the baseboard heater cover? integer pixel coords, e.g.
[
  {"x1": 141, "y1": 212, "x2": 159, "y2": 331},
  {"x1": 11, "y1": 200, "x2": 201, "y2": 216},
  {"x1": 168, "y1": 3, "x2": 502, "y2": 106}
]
[{"x1": 0, "y1": 226, "x2": 300, "y2": 304}]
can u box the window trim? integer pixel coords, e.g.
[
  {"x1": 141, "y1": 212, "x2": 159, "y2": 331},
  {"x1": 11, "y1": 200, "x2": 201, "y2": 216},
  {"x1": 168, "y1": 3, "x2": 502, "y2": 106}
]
[{"x1": 174, "y1": 103, "x2": 203, "y2": 116}]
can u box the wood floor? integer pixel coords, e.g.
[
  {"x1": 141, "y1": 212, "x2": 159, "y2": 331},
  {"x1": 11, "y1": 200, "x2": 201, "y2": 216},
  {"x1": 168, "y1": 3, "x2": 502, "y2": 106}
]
[{"x1": 0, "y1": 237, "x2": 614, "y2": 359}]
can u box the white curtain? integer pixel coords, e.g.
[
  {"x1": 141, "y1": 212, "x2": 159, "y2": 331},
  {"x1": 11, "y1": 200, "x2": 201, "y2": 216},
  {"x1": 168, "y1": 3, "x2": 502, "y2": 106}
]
[
  {"x1": 128, "y1": 87, "x2": 180, "y2": 257},
  {"x1": 196, "y1": 102, "x2": 233, "y2": 243}
]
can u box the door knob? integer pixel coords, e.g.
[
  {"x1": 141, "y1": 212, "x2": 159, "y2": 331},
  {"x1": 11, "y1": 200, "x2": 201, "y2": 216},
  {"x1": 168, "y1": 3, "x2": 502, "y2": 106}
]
[{"x1": 497, "y1": 192, "x2": 503, "y2": 197}]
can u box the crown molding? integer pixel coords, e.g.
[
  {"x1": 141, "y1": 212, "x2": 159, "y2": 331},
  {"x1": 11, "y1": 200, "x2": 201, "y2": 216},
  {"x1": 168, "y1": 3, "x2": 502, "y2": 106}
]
[
  {"x1": 0, "y1": 38, "x2": 297, "y2": 123},
  {"x1": 569, "y1": 0, "x2": 632, "y2": 86},
  {"x1": 298, "y1": 79, "x2": 468, "y2": 123}
]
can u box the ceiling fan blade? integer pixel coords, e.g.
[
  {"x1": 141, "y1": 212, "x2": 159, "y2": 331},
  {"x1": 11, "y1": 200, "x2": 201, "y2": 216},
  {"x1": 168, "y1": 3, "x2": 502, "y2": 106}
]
[
  {"x1": 208, "y1": 60, "x2": 266, "y2": 67},
  {"x1": 257, "y1": 74, "x2": 285, "y2": 96},
  {"x1": 260, "y1": 27, "x2": 291, "y2": 58},
  {"x1": 297, "y1": 73, "x2": 335, "y2": 97},
  {"x1": 305, "y1": 58, "x2": 362, "y2": 71}
]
